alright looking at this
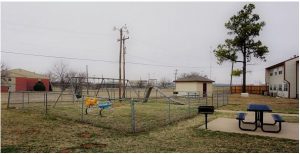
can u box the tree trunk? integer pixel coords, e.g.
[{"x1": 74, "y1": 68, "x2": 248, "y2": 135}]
[
  {"x1": 230, "y1": 61, "x2": 234, "y2": 94},
  {"x1": 242, "y1": 50, "x2": 247, "y2": 93}
]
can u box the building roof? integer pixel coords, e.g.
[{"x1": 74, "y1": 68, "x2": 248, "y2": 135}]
[
  {"x1": 174, "y1": 76, "x2": 214, "y2": 83},
  {"x1": 8, "y1": 69, "x2": 49, "y2": 79},
  {"x1": 266, "y1": 55, "x2": 299, "y2": 70}
]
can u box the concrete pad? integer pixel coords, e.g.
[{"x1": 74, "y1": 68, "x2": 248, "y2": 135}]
[
  {"x1": 241, "y1": 93, "x2": 249, "y2": 97},
  {"x1": 200, "y1": 113, "x2": 298, "y2": 140}
]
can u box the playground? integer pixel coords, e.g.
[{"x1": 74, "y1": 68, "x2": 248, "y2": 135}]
[
  {"x1": 2, "y1": 85, "x2": 229, "y2": 133},
  {"x1": 1, "y1": 94, "x2": 298, "y2": 153}
]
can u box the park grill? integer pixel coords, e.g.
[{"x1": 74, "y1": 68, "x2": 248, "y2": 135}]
[{"x1": 198, "y1": 106, "x2": 215, "y2": 129}]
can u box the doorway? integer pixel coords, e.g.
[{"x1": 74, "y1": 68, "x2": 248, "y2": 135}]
[{"x1": 203, "y1": 83, "x2": 207, "y2": 96}]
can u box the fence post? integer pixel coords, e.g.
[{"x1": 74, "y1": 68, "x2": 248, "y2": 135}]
[
  {"x1": 156, "y1": 89, "x2": 158, "y2": 103},
  {"x1": 43, "y1": 93, "x2": 45, "y2": 107},
  {"x1": 168, "y1": 99, "x2": 171, "y2": 124},
  {"x1": 27, "y1": 92, "x2": 30, "y2": 104},
  {"x1": 22, "y1": 92, "x2": 25, "y2": 109},
  {"x1": 216, "y1": 93, "x2": 218, "y2": 108},
  {"x1": 81, "y1": 96, "x2": 84, "y2": 121},
  {"x1": 130, "y1": 99, "x2": 136, "y2": 133},
  {"x1": 223, "y1": 89, "x2": 225, "y2": 106},
  {"x1": 45, "y1": 92, "x2": 48, "y2": 115},
  {"x1": 7, "y1": 91, "x2": 11, "y2": 109},
  {"x1": 188, "y1": 93, "x2": 191, "y2": 117},
  {"x1": 226, "y1": 92, "x2": 228, "y2": 105}
]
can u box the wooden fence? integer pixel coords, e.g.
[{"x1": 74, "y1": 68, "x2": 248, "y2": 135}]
[{"x1": 231, "y1": 85, "x2": 268, "y2": 94}]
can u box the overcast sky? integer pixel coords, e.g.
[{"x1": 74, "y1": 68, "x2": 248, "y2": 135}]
[{"x1": 1, "y1": 2, "x2": 299, "y2": 84}]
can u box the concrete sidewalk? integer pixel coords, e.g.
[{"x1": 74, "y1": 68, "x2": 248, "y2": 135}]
[{"x1": 200, "y1": 112, "x2": 299, "y2": 140}]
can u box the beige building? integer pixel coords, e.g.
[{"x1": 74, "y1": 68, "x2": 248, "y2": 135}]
[
  {"x1": 265, "y1": 56, "x2": 299, "y2": 98},
  {"x1": 174, "y1": 76, "x2": 214, "y2": 97}
]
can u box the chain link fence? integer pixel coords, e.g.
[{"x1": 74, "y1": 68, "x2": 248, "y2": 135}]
[{"x1": 3, "y1": 88, "x2": 229, "y2": 133}]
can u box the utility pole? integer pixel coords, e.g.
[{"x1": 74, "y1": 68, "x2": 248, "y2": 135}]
[
  {"x1": 122, "y1": 36, "x2": 129, "y2": 99},
  {"x1": 114, "y1": 25, "x2": 129, "y2": 101},
  {"x1": 118, "y1": 28, "x2": 123, "y2": 100}
]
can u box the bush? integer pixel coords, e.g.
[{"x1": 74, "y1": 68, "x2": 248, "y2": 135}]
[{"x1": 33, "y1": 81, "x2": 46, "y2": 91}]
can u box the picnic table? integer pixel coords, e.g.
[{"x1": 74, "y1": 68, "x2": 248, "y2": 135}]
[
  {"x1": 236, "y1": 104, "x2": 285, "y2": 133},
  {"x1": 247, "y1": 104, "x2": 272, "y2": 127}
]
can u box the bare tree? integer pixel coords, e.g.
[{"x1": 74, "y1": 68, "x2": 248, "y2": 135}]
[
  {"x1": 1, "y1": 63, "x2": 9, "y2": 83},
  {"x1": 159, "y1": 77, "x2": 171, "y2": 88},
  {"x1": 49, "y1": 61, "x2": 72, "y2": 91},
  {"x1": 178, "y1": 72, "x2": 207, "y2": 80}
]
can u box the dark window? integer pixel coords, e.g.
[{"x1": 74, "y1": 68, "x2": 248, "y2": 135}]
[
  {"x1": 279, "y1": 71, "x2": 282, "y2": 75},
  {"x1": 279, "y1": 84, "x2": 282, "y2": 91},
  {"x1": 273, "y1": 85, "x2": 277, "y2": 90},
  {"x1": 275, "y1": 72, "x2": 277, "y2": 75},
  {"x1": 8, "y1": 78, "x2": 11, "y2": 81},
  {"x1": 284, "y1": 83, "x2": 288, "y2": 91},
  {"x1": 270, "y1": 73, "x2": 273, "y2": 76},
  {"x1": 270, "y1": 85, "x2": 272, "y2": 90}
]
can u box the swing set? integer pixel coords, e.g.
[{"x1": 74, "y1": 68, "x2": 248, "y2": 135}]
[{"x1": 53, "y1": 76, "x2": 131, "y2": 116}]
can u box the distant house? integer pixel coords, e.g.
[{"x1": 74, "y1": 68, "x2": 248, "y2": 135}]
[
  {"x1": 265, "y1": 55, "x2": 299, "y2": 98},
  {"x1": 1, "y1": 69, "x2": 50, "y2": 92},
  {"x1": 174, "y1": 76, "x2": 214, "y2": 97}
]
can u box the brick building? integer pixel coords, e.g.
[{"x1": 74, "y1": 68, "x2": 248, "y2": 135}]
[{"x1": 1, "y1": 69, "x2": 50, "y2": 92}]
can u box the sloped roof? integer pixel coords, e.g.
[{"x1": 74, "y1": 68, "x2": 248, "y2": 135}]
[
  {"x1": 266, "y1": 56, "x2": 299, "y2": 70},
  {"x1": 8, "y1": 69, "x2": 49, "y2": 79},
  {"x1": 174, "y1": 76, "x2": 214, "y2": 83}
]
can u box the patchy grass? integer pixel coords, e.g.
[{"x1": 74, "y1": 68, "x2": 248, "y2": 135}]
[
  {"x1": 219, "y1": 94, "x2": 299, "y2": 114},
  {"x1": 1, "y1": 109, "x2": 298, "y2": 153}
]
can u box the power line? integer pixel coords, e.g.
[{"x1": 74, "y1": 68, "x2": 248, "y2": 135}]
[{"x1": 1, "y1": 50, "x2": 232, "y2": 69}]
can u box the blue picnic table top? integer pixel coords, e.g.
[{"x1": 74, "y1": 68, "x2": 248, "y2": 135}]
[{"x1": 247, "y1": 104, "x2": 272, "y2": 112}]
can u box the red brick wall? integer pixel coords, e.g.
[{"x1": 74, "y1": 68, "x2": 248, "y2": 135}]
[
  {"x1": 15, "y1": 77, "x2": 49, "y2": 91},
  {"x1": 1, "y1": 86, "x2": 9, "y2": 92},
  {"x1": 16, "y1": 77, "x2": 27, "y2": 91}
]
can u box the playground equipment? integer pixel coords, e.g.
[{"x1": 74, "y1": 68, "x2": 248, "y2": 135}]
[
  {"x1": 142, "y1": 86, "x2": 184, "y2": 105},
  {"x1": 52, "y1": 77, "x2": 129, "y2": 108},
  {"x1": 85, "y1": 97, "x2": 112, "y2": 116}
]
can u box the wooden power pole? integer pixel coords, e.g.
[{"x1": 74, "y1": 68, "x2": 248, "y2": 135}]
[
  {"x1": 119, "y1": 28, "x2": 123, "y2": 100},
  {"x1": 115, "y1": 25, "x2": 129, "y2": 101},
  {"x1": 122, "y1": 36, "x2": 129, "y2": 99}
]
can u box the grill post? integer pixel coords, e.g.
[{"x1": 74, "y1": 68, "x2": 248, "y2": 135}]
[
  {"x1": 198, "y1": 106, "x2": 214, "y2": 130},
  {"x1": 205, "y1": 113, "x2": 208, "y2": 129}
]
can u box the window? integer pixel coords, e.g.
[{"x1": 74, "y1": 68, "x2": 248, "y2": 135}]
[
  {"x1": 275, "y1": 72, "x2": 277, "y2": 75},
  {"x1": 270, "y1": 72, "x2": 273, "y2": 76},
  {"x1": 284, "y1": 83, "x2": 288, "y2": 91},
  {"x1": 269, "y1": 85, "x2": 272, "y2": 90},
  {"x1": 273, "y1": 85, "x2": 277, "y2": 90},
  {"x1": 8, "y1": 78, "x2": 11, "y2": 81},
  {"x1": 279, "y1": 71, "x2": 282, "y2": 75},
  {"x1": 279, "y1": 84, "x2": 282, "y2": 91}
]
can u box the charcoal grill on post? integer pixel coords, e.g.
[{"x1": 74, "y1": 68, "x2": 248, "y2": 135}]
[{"x1": 198, "y1": 106, "x2": 215, "y2": 129}]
